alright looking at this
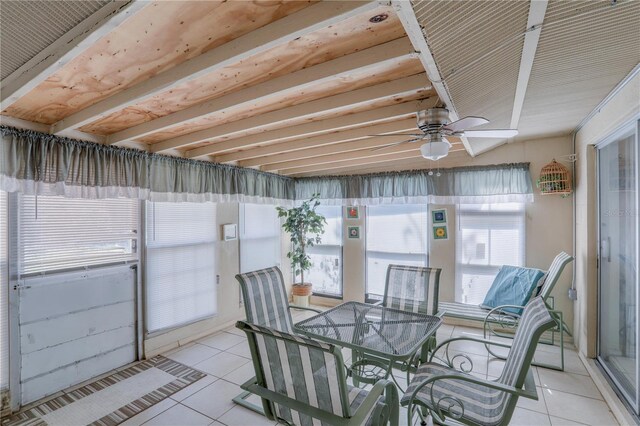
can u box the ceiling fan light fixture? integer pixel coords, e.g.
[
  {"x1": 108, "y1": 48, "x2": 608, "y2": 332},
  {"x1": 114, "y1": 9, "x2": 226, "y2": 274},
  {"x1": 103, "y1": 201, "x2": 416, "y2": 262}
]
[{"x1": 420, "y1": 140, "x2": 451, "y2": 161}]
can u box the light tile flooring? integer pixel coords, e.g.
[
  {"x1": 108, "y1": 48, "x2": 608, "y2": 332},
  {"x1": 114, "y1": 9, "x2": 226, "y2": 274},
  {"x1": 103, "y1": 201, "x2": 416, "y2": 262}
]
[{"x1": 23, "y1": 308, "x2": 622, "y2": 426}]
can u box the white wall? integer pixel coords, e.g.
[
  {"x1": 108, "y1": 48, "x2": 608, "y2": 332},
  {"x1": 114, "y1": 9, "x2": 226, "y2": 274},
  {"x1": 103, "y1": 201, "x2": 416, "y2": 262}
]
[{"x1": 573, "y1": 72, "x2": 640, "y2": 357}]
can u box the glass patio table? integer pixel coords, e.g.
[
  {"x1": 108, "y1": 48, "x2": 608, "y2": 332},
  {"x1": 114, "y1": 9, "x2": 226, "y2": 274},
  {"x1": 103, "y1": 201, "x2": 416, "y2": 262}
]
[{"x1": 294, "y1": 301, "x2": 442, "y2": 389}]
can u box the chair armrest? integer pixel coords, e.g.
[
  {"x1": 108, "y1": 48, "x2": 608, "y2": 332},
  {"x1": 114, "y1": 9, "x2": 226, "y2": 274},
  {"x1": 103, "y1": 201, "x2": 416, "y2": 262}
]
[
  {"x1": 405, "y1": 369, "x2": 537, "y2": 424},
  {"x1": 350, "y1": 379, "x2": 399, "y2": 426},
  {"x1": 371, "y1": 300, "x2": 383, "y2": 306},
  {"x1": 289, "y1": 304, "x2": 322, "y2": 314}
]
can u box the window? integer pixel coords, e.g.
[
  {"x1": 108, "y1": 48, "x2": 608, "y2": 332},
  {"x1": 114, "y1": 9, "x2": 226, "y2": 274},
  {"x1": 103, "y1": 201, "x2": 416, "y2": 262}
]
[
  {"x1": 18, "y1": 195, "x2": 138, "y2": 275},
  {"x1": 1, "y1": 192, "x2": 7, "y2": 391},
  {"x1": 455, "y1": 203, "x2": 525, "y2": 304},
  {"x1": 306, "y1": 205, "x2": 343, "y2": 297},
  {"x1": 366, "y1": 204, "x2": 428, "y2": 300},
  {"x1": 145, "y1": 202, "x2": 217, "y2": 333},
  {"x1": 239, "y1": 203, "x2": 281, "y2": 273}
]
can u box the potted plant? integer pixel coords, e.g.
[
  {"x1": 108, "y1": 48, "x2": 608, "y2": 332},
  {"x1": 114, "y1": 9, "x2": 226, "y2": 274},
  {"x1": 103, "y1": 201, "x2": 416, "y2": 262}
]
[{"x1": 276, "y1": 194, "x2": 326, "y2": 307}]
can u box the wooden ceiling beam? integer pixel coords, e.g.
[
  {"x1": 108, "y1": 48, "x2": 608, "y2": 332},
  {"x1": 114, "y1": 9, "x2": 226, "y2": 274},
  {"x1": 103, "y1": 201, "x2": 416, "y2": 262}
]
[
  {"x1": 1, "y1": 1, "x2": 147, "y2": 111},
  {"x1": 282, "y1": 146, "x2": 467, "y2": 176},
  {"x1": 266, "y1": 139, "x2": 464, "y2": 172},
  {"x1": 150, "y1": 74, "x2": 432, "y2": 153},
  {"x1": 50, "y1": 1, "x2": 383, "y2": 135},
  {"x1": 105, "y1": 37, "x2": 417, "y2": 145},
  {"x1": 107, "y1": 38, "x2": 417, "y2": 144},
  {"x1": 188, "y1": 100, "x2": 434, "y2": 160},
  {"x1": 237, "y1": 119, "x2": 419, "y2": 167}
]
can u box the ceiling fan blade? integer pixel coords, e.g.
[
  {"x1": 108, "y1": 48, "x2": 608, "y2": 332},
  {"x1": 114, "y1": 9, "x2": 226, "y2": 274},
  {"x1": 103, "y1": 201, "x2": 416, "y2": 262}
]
[
  {"x1": 464, "y1": 129, "x2": 518, "y2": 138},
  {"x1": 443, "y1": 116, "x2": 489, "y2": 132},
  {"x1": 368, "y1": 133, "x2": 423, "y2": 137},
  {"x1": 371, "y1": 137, "x2": 422, "y2": 151}
]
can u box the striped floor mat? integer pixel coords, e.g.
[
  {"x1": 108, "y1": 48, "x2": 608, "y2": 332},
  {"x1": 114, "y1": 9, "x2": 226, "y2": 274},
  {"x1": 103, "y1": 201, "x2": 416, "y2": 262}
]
[{"x1": 2, "y1": 356, "x2": 206, "y2": 426}]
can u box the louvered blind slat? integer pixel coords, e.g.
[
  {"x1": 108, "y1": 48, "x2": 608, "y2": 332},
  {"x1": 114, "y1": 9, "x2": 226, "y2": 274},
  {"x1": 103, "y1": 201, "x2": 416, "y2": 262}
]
[
  {"x1": 145, "y1": 202, "x2": 217, "y2": 333},
  {"x1": 18, "y1": 195, "x2": 138, "y2": 275},
  {"x1": 1, "y1": 191, "x2": 8, "y2": 390}
]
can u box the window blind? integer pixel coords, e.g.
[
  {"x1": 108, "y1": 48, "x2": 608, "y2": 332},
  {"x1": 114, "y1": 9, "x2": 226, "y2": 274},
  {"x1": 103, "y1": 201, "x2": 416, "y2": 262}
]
[
  {"x1": 455, "y1": 203, "x2": 525, "y2": 304},
  {"x1": 306, "y1": 205, "x2": 343, "y2": 297},
  {"x1": 145, "y1": 202, "x2": 217, "y2": 333},
  {"x1": 239, "y1": 203, "x2": 281, "y2": 273},
  {"x1": 366, "y1": 204, "x2": 428, "y2": 299},
  {"x1": 1, "y1": 191, "x2": 8, "y2": 390},
  {"x1": 18, "y1": 195, "x2": 138, "y2": 275}
]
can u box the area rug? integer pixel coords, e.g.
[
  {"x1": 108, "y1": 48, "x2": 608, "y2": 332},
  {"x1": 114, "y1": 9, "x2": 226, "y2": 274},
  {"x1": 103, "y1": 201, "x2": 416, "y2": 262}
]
[{"x1": 2, "y1": 356, "x2": 206, "y2": 426}]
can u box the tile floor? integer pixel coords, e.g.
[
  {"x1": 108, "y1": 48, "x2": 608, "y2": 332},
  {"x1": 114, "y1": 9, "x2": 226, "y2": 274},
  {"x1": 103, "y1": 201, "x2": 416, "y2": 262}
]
[{"x1": 17, "y1": 308, "x2": 622, "y2": 426}]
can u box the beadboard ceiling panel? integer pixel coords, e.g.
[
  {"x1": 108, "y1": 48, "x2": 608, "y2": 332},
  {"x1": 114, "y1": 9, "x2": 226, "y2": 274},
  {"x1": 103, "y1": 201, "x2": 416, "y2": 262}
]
[{"x1": 0, "y1": 0, "x2": 111, "y2": 80}]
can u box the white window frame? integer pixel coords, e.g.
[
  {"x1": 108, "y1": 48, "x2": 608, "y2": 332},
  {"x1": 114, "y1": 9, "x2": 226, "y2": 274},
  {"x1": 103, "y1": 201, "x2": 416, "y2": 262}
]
[
  {"x1": 365, "y1": 204, "x2": 429, "y2": 302},
  {"x1": 455, "y1": 203, "x2": 526, "y2": 305}
]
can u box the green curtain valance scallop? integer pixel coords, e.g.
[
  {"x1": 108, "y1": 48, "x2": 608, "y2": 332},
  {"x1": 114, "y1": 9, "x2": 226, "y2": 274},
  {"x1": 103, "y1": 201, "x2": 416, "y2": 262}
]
[{"x1": 1, "y1": 126, "x2": 533, "y2": 204}]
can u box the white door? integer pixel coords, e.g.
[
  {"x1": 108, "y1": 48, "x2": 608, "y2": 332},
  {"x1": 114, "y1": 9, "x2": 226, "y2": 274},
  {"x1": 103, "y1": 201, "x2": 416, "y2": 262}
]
[{"x1": 17, "y1": 265, "x2": 137, "y2": 404}]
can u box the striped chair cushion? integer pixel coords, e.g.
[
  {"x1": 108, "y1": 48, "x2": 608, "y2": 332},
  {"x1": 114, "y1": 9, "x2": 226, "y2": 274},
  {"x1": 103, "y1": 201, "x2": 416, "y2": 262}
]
[
  {"x1": 384, "y1": 265, "x2": 441, "y2": 315},
  {"x1": 438, "y1": 301, "x2": 518, "y2": 323},
  {"x1": 538, "y1": 252, "x2": 573, "y2": 300},
  {"x1": 401, "y1": 363, "x2": 510, "y2": 426},
  {"x1": 238, "y1": 321, "x2": 387, "y2": 426},
  {"x1": 236, "y1": 266, "x2": 294, "y2": 332}
]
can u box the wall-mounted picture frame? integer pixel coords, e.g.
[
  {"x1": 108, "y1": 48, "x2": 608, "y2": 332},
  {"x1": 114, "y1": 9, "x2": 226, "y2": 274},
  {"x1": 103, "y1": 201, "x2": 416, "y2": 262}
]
[
  {"x1": 347, "y1": 226, "x2": 360, "y2": 239},
  {"x1": 346, "y1": 206, "x2": 359, "y2": 219},
  {"x1": 223, "y1": 223, "x2": 238, "y2": 241},
  {"x1": 431, "y1": 209, "x2": 447, "y2": 224},
  {"x1": 432, "y1": 225, "x2": 448, "y2": 240}
]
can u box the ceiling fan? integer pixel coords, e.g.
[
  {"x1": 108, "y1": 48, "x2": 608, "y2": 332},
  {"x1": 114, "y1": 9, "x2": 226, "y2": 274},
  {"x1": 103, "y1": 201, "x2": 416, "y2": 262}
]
[{"x1": 371, "y1": 108, "x2": 518, "y2": 160}]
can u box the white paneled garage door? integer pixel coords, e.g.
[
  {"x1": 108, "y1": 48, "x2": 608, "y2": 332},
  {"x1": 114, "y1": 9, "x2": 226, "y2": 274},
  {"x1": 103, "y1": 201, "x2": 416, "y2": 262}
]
[{"x1": 18, "y1": 266, "x2": 136, "y2": 404}]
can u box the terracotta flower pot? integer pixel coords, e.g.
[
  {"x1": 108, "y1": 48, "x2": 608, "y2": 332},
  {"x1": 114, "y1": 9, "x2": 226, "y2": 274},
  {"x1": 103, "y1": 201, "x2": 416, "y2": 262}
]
[{"x1": 292, "y1": 283, "x2": 313, "y2": 296}]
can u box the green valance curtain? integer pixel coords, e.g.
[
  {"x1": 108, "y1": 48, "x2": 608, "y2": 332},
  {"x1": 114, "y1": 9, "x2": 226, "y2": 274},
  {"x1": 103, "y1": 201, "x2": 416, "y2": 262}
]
[
  {"x1": 1, "y1": 126, "x2": 533, "y2": 204},
  {"x1": 295, "y1": 163, "x2": 534, "y2": 205},
  {"x1": 0, "y1": 126, "x2": 295, "y2": 203}
]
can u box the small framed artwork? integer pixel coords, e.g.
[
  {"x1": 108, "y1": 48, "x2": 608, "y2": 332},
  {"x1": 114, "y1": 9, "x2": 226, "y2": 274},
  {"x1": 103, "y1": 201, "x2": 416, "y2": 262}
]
[
  {"x1": 223, "y1": 223, "x2": 238, "y2": 241},
  {"x1": 432, "y1": 225, "x2": 448, "y2": 240},
  {"x1": 346, "y1": 206, "x2": 359, "y2": 219},
  {"x1": 432, "y1": 209, "x2": 447, "y2": 224},
  {"x1": 347, "y1": 226, "x2": 360, "y2": 239}
]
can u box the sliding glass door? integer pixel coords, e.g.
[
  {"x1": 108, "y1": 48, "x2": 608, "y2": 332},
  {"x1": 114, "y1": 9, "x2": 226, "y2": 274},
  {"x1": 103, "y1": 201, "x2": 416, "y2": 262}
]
[{"x1": 597, "y1": 119, "x2": 639, "y2": 416}]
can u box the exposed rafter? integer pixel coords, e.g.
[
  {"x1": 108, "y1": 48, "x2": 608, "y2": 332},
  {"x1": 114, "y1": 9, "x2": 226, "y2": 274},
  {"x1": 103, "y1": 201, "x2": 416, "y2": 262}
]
[
  {"x1": 237, "y1": 119, "x2": 419, "y2": 167},
  {"x1": 148, "y1": 74, "x2": 432, "y2": 153},
  {"x1": 0, "y1": 1, "x2": 147, "y2": 111},
  {"x1": 392, "y1": 0, "x2": 474, "y2": 156},
  {"x1": 104, "y1": 37, "x2": 417, "y2": 145},
  {"x1": 282, "y1": 145, "x2": 466, "y2": 176},
  {"x1": 510, "y1": 0, "x2": 548, "y2": 129},
  {"x1": 50, "y1": 1, "x2": 383, "y2": 135},
  {"x1": 188, "y1": 100, "x2": 433, "y2": 160}
]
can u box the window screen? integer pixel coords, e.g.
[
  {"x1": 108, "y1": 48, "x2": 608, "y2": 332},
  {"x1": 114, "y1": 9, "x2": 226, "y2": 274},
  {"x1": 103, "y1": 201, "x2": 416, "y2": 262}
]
[
  {"x1": 366, "y1": 204, "x2": 428, "y2": 300},
  {"x1": 18, "y1": 195, "x2": 138, "y2": 275},
  {"x1": 306, "y1": 205, "x2": 343, "y2": 297},
  {"x1": 455, "y1": 203, "x2": 526, "y2": 304},
  {"x1": 145, "y1": 202, "x2": 217, "y2": 333},
  {"x1": 239, "y1": 203, "x2": 281, "y2": 273}
]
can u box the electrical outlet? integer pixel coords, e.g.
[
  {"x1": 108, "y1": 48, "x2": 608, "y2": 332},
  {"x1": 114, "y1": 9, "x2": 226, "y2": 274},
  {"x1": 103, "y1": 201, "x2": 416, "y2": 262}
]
[
  {"x1": 216, "y1": 274, "x2": 220, "y2": 285},
  {"x1": 567, "y1": 288, "x2": 577, "y2": 300}
]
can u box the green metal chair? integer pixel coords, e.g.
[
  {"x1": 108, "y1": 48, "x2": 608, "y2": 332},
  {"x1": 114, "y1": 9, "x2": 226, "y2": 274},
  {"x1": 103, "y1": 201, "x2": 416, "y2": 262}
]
[
  {"x1": 402, "y1": 297, "x2": 557, "y2": 426},
  {"x1": 358, "y1": 265, "x2": 441, "y2": 379},
  {"x1": 439, "y1": 252, "x2": 574, "y2": 370},
  {"x1": 233, "y1": 266, "x2": 321, "y2": 413},
  {"x1": 237, "y1": 320, "x2": 400, "y2": 426}
]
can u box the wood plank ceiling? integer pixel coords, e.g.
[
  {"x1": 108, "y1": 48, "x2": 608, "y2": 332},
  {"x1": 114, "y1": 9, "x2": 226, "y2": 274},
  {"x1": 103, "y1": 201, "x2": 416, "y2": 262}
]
[{"x1": 0, "y1": 0, "x2": 452, "y2": 177}]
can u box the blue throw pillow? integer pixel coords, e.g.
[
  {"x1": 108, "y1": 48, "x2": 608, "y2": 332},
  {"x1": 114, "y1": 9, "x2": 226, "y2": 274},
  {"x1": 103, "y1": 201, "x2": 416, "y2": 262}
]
[{"x1": 480, "y1": 266, "x2": 545, "y2": 315}]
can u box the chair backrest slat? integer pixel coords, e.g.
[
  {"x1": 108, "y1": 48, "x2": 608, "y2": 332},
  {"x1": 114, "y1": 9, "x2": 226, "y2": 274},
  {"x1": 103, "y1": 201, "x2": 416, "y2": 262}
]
[
  {"x1": 384, "y1": 265, "x2": 441, "y2": 315},
  {"x1": 237, "y1": 321, "x2": 350, "y2": 424},
  {"x1": 539, "y1": 252, "x2": 573, "y2": 300},
  {"x1": 236, "y1": 267, "x2": 294, "y2": 333}
]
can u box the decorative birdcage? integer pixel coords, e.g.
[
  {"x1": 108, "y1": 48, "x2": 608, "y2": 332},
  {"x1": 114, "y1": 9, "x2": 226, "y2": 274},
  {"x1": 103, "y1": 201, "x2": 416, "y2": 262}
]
[{"x1": 537, "y1": 159, "x2": 572, "y2": 196}]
